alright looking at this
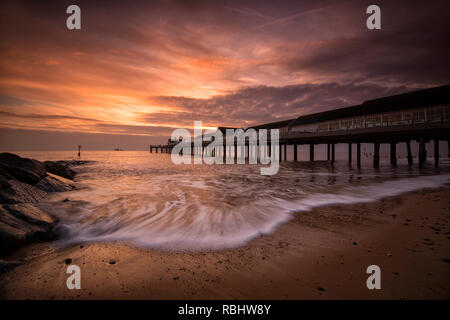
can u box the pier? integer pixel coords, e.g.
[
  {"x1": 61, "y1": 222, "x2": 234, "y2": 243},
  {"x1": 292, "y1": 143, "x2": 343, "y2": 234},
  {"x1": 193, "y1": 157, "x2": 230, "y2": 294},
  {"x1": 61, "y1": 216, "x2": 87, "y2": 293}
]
[{"x1": 150, "y1": 85, "x2": 450, "y2": 168}]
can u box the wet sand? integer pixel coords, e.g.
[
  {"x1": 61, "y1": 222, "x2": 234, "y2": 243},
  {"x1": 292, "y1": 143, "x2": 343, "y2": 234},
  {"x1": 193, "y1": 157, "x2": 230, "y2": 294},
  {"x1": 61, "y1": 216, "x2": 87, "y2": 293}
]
[{"x1": 1, "y1": 187, "x2": 449, "y2": 299}]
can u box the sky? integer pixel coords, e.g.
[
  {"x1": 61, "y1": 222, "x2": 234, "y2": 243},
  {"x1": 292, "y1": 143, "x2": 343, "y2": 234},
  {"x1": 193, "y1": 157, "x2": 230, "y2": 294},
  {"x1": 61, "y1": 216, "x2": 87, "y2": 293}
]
[{"x1": 0, "y1": 0, "x2": 449, "y2": 150}]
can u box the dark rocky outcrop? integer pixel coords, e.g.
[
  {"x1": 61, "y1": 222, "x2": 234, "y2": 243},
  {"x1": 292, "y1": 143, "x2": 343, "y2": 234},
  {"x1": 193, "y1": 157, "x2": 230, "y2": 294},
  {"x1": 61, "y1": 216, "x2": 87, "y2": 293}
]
[
  {"x1": 44, "y1": 161, "x2": 76, "y2": 180},
  {"x1": 0, "y1": 205, "x2": 56, "y2": 256},
  {"x1": 0, "y1": 153, "x2": 47, "y2": 185},
  {"x1": 0, "y1": 153, "x2": 80, "y2": 257},
  {"x1": 35, "y1": 174, "x2": 74, "y2": 193}
]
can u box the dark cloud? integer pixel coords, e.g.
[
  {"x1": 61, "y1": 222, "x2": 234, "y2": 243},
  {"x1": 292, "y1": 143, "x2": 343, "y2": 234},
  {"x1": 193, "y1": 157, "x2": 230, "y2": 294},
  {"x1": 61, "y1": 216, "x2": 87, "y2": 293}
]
[
  {"x1": 143, "y1": 82, "x2": 411, "y2": 128},
  {"x1": 272, "y1": 0, "x2": 450, "y2": 86},
  {"x1": 0, "y1": 111, "x2": 99, "y2": 122},
  {"x1": 0, "y1": 95, "x2": 32, "y2": 107}
]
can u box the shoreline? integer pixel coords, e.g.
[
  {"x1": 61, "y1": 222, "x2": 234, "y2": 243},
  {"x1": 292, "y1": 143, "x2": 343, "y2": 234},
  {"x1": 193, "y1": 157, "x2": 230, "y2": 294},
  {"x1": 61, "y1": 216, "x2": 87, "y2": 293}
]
[{"x1": 1, "y1": 186, "x2": 449, "y2": 299}]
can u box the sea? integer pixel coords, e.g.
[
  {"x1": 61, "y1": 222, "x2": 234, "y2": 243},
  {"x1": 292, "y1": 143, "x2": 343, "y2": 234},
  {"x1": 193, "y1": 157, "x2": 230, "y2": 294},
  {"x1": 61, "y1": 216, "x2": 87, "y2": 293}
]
[{"x1": 8, "y1": 148, "x2": 450, "y2": 250}]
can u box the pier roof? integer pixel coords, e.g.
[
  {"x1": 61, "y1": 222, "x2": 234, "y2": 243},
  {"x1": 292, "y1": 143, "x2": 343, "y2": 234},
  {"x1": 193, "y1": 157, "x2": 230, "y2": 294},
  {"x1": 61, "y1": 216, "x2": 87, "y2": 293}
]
[
  {"x1": 247, "y1": 118, "x2": 296, "y2": 130},
  {"x1": 289, "y1": 84, "x2": 450, "y2": 127}
]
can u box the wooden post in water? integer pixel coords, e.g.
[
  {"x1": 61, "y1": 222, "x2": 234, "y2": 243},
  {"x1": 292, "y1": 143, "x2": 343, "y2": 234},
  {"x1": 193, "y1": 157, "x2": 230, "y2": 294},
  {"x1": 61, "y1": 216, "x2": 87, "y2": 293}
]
[
  {"x1": 279, "y1": 143, "x2": 282, "y2": 162},
  {"x1": 357, "y1": 142, "x2": 361, "y2": 167},
  {"x1": 348, "y1": 143, "x2": 352, "y2": 164},
  {"x1": 293, "y1": 144, "x2": 298, "y2": 162},
  {"x1": 310, "y1": 144, "x2": 314, "y2": 161},
  {"x1": 331, "y1": 143, "x2": 335, "y2": 163},
  {"x1": 419, "y1": 137, "x2": 426, "y2": 168},
  {"x1": 283, "y1": 143, "x2": 287, "y2": 162},
  {"x1": 223, "y1": 143, "x2": 226, "y2": 163},
  {"x1": 373, "y1": 141, "x2": 380, "y2": 168},
  {"x1": 327, "y1": 143, "x2": 330, "y2": 161},
  {"x1": 390, "y1": 142, "x2": 397, "y2": 167},
  {"x1": 434, "y1": 139, "x2": 439, "y2": 168},
  {"x1": 406, "y1": 141, "x2": 413, "y2": 166},
  {"x1": 78, "y1": 145, "x2": 81, "y2": 157}
]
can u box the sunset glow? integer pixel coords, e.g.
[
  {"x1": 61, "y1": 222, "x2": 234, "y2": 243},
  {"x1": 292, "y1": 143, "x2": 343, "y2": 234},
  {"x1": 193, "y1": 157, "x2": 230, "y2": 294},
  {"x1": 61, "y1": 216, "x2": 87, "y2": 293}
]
[{"x1": 0, "y1": 0, "x2": 449, "y2": 149}]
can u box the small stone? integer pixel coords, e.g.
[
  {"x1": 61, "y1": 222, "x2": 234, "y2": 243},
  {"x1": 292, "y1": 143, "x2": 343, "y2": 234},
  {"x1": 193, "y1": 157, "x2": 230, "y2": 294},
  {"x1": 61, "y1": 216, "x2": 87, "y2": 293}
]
[{"x1": 109, "y1": 260, "x2": 116, "y2": 265}]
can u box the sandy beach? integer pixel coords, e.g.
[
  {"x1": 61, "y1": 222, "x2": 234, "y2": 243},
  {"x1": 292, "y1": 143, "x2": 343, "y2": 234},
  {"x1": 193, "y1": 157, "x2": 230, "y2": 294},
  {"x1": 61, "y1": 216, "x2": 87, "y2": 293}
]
[{"x1": 1, "y1": 186, "x2": 449, "y2": 300}]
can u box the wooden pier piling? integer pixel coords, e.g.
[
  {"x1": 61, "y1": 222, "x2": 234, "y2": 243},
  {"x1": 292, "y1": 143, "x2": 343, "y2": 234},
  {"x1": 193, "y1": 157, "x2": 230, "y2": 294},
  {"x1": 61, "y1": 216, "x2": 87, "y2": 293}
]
[
  {"x1": 434, "y1": 139, "x2": 439, "y2": 167},
  {"x1": 406, "y1": 141, "x2": 413, "y2": 166},
  {"x1": 356, "y1": 142, "x2": 361, "y2": 167},
  {"x1": 348, "y1": 143, "x2": 352, "y2": 165},
  {"x1": 390, "y1": 142, "x2": 397, "y2": 167},
  {"x1": 373, "y1": 141, "x2": 380, "y2": 168}
]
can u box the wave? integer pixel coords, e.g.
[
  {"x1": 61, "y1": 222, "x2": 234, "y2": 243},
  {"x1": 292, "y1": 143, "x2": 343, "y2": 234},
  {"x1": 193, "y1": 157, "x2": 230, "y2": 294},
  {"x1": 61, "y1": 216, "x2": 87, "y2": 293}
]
[{"x1": 44, "y1": 171, "x2": 450, "y2": 251}]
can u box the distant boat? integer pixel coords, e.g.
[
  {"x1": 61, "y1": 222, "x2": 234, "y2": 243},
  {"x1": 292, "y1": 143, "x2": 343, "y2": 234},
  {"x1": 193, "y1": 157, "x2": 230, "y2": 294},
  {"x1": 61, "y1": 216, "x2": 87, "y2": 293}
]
[{"x1": 113, "y1": 147, "x2": 123, "y2": 151}]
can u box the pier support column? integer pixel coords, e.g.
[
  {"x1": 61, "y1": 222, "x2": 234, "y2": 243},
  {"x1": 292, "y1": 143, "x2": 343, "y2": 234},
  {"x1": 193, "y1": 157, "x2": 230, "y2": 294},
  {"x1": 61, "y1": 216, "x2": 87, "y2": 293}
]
[
  {"x1": 331, "y1": 143, "x2": 335, "y2": 163},
  {"x1": 310, "y1": 144, "x2": 314, "y2": 161},
  {"x1": 150, "y1": 146, "x2": 152, "y2": 153},
  {"x1": 348, "y1": 143, "x2": 352, "y2": 164},
  {"x1": 244, "y1": 144, "x2": 248, "y2": 163},
  {"x1": 293, "y1": 144, "x2": 298, "y2": 162},
  {"x1": 406, "y1": 141, "x2": 413, "y2": 166},
  {"x1": 279, "y1": 143, "x2": 282, "y2": 162},
  {"x1": 327, "y1": 144, "x2": 330, "y2": 161},
  {"x1": 357, "y1": 143, "x2": 361, "y2": 167},
  {"x1": 373, "y1": 141, "x2": 380, "y2": 168},
  {"x1": 283, "y1": 144, "x2": 287, "y2": 162},
  {"x1": 434, "y1": 139, "x2": 439, "y2": 167},
  {"x1": 390, "y1": 142, "x2": 397, "y2": 167},
  {"x1": 419, "y1": 137, "x2": 426, "y2": 168},
  {"x1": 245, "y1": 144, "x2": 249, "y2": 163},
  {"x1": 234, "y1": 143, "x2": 238, "y2": 163},
  {"x1": 268, "y1": 143, "x2": 271, "y2": 157},
  {"x1": 223, "y1": 144, "x2": 226, "y2": 163}
]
